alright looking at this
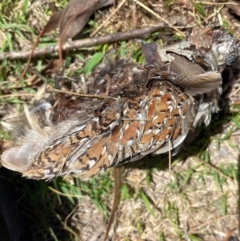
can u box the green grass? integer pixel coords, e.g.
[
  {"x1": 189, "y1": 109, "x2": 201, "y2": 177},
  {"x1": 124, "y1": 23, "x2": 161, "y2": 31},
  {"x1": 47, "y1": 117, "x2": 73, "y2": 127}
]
[{"x1": 0, "y1": 1, "x2": 239, "y2": 240}]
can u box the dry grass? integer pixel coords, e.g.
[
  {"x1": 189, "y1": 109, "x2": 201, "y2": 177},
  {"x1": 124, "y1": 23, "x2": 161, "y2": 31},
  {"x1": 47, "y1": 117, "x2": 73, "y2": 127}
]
[{"x1": 0, "y1": 0, "x2": 240, "y2": 241}]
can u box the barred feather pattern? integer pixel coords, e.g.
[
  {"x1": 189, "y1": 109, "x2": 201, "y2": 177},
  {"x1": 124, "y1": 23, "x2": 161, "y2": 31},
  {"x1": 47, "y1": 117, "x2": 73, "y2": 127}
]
[{"x1": 1, "y1": 27, "x2": 239, "y2": 180}]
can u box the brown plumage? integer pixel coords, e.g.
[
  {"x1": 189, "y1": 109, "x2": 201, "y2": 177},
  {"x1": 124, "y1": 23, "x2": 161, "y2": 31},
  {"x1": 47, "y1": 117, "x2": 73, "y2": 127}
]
[{"x1": 1, "y1": 27, "x2": 238, "y2": 180}]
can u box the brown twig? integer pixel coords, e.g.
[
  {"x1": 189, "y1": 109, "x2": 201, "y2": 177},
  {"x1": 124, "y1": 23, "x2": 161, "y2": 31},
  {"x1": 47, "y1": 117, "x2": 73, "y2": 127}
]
[
  {"x1": 19, "y1": 29, "x2": 45, "y2": 83},
  {"x1": 223, "y1": 228, "x2": 237, "y2": 241},
  {"x1": 0, "y1": 23, "x2": 184, "y2": 61},
  {"x1": 133, "y1": 0, "x2": 184, "y2": 36},
  {"x1": 0, "y1": 93, "x2": 36, "y2": 99},
  {"x1": 91, "y1": 0, "x2": 127, "y2": 37},
  {"x1": 189, "y1": 214, "x2": 238, "y2": 233},
  {"x1": 45, "y1": 85, "x2": 107, "y2": 99},
  {"x1": 103, "y1": 167, "x2": 123, "y2": 241}
]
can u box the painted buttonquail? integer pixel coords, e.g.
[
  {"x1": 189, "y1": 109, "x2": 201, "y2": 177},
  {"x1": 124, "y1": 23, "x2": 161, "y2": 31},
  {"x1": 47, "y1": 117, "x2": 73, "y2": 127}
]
[{"x1": 1, "y1": 27, "x2": 239, "y2": 180}]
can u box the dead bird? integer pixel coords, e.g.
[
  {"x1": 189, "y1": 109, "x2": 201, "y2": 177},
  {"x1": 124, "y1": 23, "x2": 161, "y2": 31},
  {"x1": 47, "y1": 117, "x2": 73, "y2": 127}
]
[{"x1": 1, "y1": 27, "x2": 239, "y2": 180}]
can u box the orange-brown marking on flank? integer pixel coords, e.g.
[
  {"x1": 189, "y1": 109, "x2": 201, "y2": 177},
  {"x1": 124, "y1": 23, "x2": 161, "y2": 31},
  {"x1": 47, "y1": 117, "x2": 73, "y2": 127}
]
[
  {"x1": 182, "y1": 92, "x2": 189, "y2": 100},
  {"x1": 73, "y1": 136, "x2": 108, "y2": 170},
  {"x1": 165, "y1": 117, "x2": 175, "y2": 128},
  {"x1": 35, "y1": 144, "x2": 72, "y2": 166},
  {"x1": 140, "y1": 122, "x2": 156, "y2": 145},
  {"x1": 80, "y1": 138, "x2": 111, "y2": 179},
  {"x1": 152, "y1": 112, "x2": 169, "y2": 125},
  {"x1": 156, "y1": 127, "x2": 171, "y2": 142},
  {"x1": 111, "y1": 125, "x2": 121, "y2": 142},
  {"x1": 150, "y1": 87, "x2": 163, "y2": 97},
  {"x1": 77, "y1": 124, "x2": 92, "y2": 139},
  {"x1": 144, "y1": 121, "x2": 154, "y2": 132},
  {"x1": 23, "y1": 169, "x2": 44, "y2": 179},
  {"x1": 102, "y1": 109, "x2": 119, "y2": 123},
  {"x1": 171, "y1": 107, "x2": 180, "y2": 117},
  {"x1": 158, "y1": 94, "x2": 170, "y2": 111},
  {"x1": 139, "y1": 131, "x2": 154, "y2": 147},
  {"x1": 119, "y1": 121, "x2": 139, "y2": 146},
  {"x1": 25, "y1": 143, "x2": 76, "y2": 178},
  {"x1": 124, "y1": 105, "x2": 137, "y2": 119},
  {"x1": 181, "y1": 102, "x2": 188, "y2": 116},
  {"x1": 172, "y1": 126, "x2": 181, "y2": 140},
  {"x1": 147, "y1": 99, "x2": 157, "y2": 121},
  {"x1": 174, "y1": 95, "x2": 181, "y2": 105},
  {"x1": 48, "y1": 146, "x2": 71, "y2": 161},
  {"x1": 136, "y1": 121, "x2": 154, "y2": 148}
]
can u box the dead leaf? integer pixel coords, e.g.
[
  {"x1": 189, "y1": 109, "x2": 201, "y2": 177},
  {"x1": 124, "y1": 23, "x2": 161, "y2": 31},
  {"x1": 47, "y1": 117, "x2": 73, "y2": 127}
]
[
  {"x1": 20, "y1": 0, "x2": 115, "y2": 81},
  {"x1": 43, "y1": 10, "x2": 64, "y2": 35},
  {"x1": 58, "y1": 0, "x2": 115, "y2": 65},
  {"x1": 227, "y1": 3, "x2": 240, "y2": 16},
  {"x1": 141, "y1": 41, "x2": 162, "y2": 66}
]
